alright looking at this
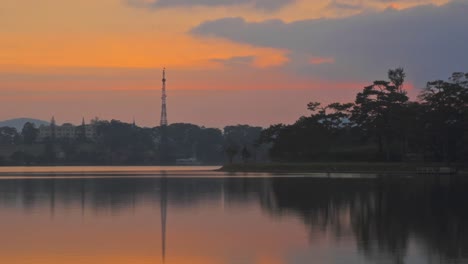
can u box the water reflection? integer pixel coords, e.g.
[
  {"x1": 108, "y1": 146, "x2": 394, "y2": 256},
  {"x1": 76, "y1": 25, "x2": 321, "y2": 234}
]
[
  {"x1": 161, "y1": 175, "x2": 167, "y2": 263},
  {"x1": 0, "y1": 174, "x2": 467, "y2": 263}
]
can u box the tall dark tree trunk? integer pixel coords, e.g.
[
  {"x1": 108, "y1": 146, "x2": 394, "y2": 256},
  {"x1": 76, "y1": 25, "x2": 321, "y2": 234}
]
[
  {"x1": 400, "y1": 136, "x2": 407, "y2": 161},
  {"x1": 385, "y1": 139, "x2": 391, "y2": 162},
  {"x1": 378, "y1": 135, "x2": 383, "y2": 154}
]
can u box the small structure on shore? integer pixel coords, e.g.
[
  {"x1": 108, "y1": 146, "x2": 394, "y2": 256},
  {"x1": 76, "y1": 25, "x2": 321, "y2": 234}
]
[{"x1": 416, "y1": 167, "x2": 457, "y2": 175}]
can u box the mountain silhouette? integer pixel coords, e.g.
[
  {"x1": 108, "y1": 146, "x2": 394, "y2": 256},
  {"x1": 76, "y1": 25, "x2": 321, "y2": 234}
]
[{"x1": 0, "y1": 118, "x2": 49, "y2": 131}]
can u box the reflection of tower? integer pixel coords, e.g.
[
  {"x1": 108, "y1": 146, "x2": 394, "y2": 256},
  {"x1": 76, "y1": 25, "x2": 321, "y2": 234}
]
[
  {"x1": 160, "y1": 68, "x2": 168, "y2": 127},
  {"x1": 80, "y1": 178, "x2": 86, "y2": 219},
  {"x1": 49, "y1": 179, "x2": 55, "y2": 219},
  {"x1": 160, "y1": 176, "x2": 168, "y2": 263}
]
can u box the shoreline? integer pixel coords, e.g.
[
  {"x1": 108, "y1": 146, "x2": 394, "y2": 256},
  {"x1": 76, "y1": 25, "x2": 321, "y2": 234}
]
[
  {"x1": 219, "y1": 163, "x2": 467, "y2": 175},
  {"x1": 0, "y1": 163, "x2": 465, "y2": 177}
]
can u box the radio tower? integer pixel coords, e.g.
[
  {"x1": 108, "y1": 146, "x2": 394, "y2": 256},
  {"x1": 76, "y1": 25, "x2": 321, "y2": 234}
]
[{"x1": 160, "y1": 68, "x2": 168, "y2": 127}]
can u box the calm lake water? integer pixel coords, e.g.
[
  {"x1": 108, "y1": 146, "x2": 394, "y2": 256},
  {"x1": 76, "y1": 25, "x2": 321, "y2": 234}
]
[{"x1": 0, "y1": 166, "x2": 467, "y2": 264}]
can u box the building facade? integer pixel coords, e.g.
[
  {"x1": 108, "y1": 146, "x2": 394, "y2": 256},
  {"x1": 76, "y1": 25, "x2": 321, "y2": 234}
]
[{"x1": 37, "y1": 118, "x2": 96, "y2": 141}]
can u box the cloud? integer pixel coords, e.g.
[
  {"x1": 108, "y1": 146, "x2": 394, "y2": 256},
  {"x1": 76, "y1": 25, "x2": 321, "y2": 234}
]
[
  {"x1": 309, "y1": 57, "x2": 335, "y2": 65},
  {"x1": 326, "y1": 0, "x2": 450, "y2": 11},
  {"x1": 127, "y1": 0, "x2": 295, "y2": 11},
  {"x1": 190, "y1": 1, "x2": 468, "y2": 84},
  {"x1": 210, "y1": 54, "x2": 289, "y2": 68},
  {"x1": 327, "y1": 0, "x2": 363, "y2": 11},
  {"x1": 210, "y1": 56, "x2": 255, "y2": 67}
]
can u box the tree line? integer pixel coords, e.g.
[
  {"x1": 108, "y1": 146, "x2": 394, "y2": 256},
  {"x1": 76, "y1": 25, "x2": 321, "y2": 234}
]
[
  {"x1": 0, "y1": 121, "x2": 263, "y2": 165},
  {"x1": 260, "y1": 69, "x2": 468, "y2": 163},
  {"x1": 1, "y1": 69, "x2": 466, "y2": 165}
]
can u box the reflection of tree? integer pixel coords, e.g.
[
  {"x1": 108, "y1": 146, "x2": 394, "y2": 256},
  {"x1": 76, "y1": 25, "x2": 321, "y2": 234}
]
[
  {"x1": 0, "y1": 177, "x2": 273, "y2": 211},
  {"x1": 268, "y1": 178, "x2": 373, "y2": 239},
  {"x1": 0, "y1": 176, "x2": 467, "y2": 263},
  {"x1": 268, "y1": 177, "x2": 468, "y2": 263}
]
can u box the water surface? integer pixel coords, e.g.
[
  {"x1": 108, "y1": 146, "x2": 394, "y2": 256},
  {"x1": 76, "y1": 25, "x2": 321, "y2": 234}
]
[{"x1": 0, "y1": 167, "x2": 466, "y2": 264}]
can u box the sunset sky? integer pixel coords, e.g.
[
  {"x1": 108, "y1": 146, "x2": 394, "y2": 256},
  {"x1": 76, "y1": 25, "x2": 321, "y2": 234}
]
[{"x1": 1, "y1": 0, "x2": 467, "y2": 127}]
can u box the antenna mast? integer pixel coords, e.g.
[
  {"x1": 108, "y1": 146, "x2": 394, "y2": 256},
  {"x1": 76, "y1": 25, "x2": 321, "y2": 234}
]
[{"x1": 160, "y1": 68, "x2": 168, "y2": 127}]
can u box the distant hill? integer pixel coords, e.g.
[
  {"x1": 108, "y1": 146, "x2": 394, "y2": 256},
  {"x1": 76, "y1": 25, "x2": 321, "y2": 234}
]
[{"x1": 0, "y1": 118, "x2": 49, "y2": 131}]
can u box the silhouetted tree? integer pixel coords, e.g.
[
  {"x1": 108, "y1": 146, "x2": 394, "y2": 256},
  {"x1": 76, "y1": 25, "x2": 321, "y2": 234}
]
[
  {"x1": 21, "y1": 122, "x2": 39, "y2": 144},
  {"x1": 196, "y1": 128, "x2": 224, "y2": 163},
  {"x1": 307, "y1": 101, "x2": 354, "y2": 130},
  {"x1": 352, "y1": 68, "x2": 409, "y2": 161},
  {"x1": 0, "y1": 127, "x2": 20, "y2": 145},
  {"x1": 4, "y1": 69, "x2": 467, "y2": 165},
  {"x1": 10, "y1": 151, "x2": 35, "y2": 165},
  {"x1": 94, "y1": 120, "x2": 156, "y2": 164},
  {"x1": 224, "y1": 125, "x2": 262, "y2": 148},
  {"x1": 241, "y1": 146, "x2": 251, "y2": 163},
  {"x1": 225, "y1": 144, "x2": 239, "y2": 164},
  {"x1": 259, "y1": 101, "x2": 355, "y2": 161},
  {"x1": 43, "y1": 140, "x2": 56, "y2": 163},
  {"x1": 419, "y1": 72, "x2": 468, "y2": 162}
]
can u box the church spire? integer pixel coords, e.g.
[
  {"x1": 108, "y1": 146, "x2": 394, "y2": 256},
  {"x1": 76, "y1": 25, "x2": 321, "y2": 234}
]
[{"x1": 50, "y1": 116, "x2": 56, "y2": 140}]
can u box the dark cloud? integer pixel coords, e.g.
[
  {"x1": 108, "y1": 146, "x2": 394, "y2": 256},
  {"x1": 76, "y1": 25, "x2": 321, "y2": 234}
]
[
  {"x1": 127, "y1": 0, "x2": 295, "y2": 11},
  {"x1": 191, "y1": 1, "x2": 468, "y2": 85}
]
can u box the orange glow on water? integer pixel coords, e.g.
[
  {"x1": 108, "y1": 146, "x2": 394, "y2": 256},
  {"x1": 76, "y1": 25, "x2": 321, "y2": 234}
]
[{"x1": 0, "y1": 196, "x2": 310, "y2": 264}]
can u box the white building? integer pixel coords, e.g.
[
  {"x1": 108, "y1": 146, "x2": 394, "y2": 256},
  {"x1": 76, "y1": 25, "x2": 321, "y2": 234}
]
[{"x1": 37, "y1": 117, "x2": 96, "y2": 141}]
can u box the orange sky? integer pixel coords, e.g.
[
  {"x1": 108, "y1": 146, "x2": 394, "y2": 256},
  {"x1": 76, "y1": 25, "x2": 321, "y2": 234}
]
[{"x1": 0, "y1": 0, "x2": 451, "y2": 127}]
